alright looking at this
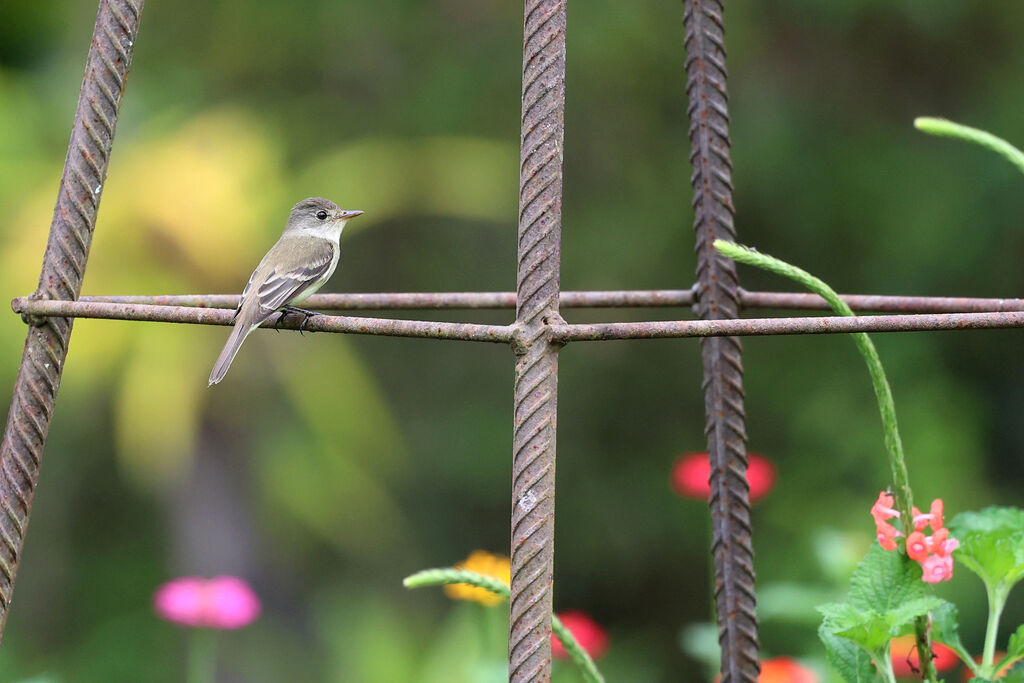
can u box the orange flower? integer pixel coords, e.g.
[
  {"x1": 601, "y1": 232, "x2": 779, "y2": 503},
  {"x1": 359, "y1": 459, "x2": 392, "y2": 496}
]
[
  {"x1": 759, "y1": 657, "x2": 818, "y2": 683},
  {"x1": 443, "y1": 550, "x2": 510, "y2": 607},
  {"x1": 890, "y1": 635, "x2": 960, "y2": 676},
  {"x1": 715, "y1": 657, "x2": 818, "y2": 682}
]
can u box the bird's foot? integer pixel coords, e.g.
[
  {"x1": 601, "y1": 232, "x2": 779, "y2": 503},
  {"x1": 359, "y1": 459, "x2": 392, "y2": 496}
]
[{"x1": 281, "y1": 305, "x2": 319, "y2": 335}]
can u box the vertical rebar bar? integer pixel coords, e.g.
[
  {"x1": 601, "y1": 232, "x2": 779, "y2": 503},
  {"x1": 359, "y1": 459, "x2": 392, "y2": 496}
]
[
  {"x1": 509, "y1": 0, "x2": 566, "y2": 680},
  {"x1": 0, "y1": 0, "x2": 143, "y2": 643},
  {"x1": 682, "y1": 0, "x2": 760, "y2": 680}
]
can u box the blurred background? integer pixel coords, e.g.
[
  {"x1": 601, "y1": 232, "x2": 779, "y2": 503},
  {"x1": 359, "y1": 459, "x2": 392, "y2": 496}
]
[{"x1": 1, "y1": 0, "x2": 1023, "y2": 680}]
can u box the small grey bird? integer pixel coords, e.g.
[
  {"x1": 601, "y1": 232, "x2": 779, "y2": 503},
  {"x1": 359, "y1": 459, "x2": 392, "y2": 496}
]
[{"x1": 208, "y1": 197, "x2": 363, "y2": 385}]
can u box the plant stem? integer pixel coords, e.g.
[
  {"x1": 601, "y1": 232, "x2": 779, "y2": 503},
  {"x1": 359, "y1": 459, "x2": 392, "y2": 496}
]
[
  {"x1": 187, "y1": 628, "x2": 217, "y2": 683},
  {"x1": 914, "y1": 118, "x2": 1024, "y2": 177},
  {"x1": 404, "y1": 568, "x2": 605, "y2": 683},
  {"x1": 877, "y1": 645, "x2": 899, "y2": 683},
  {"x1": 982, "y1": 583, "x2": 1006, "y2": 674},
  {"x1": 714, "y1": 240, "x2": 938, "y2": 682},
  {"x1": 553, "y1": 613, "x2": 606, "y2": 683}
]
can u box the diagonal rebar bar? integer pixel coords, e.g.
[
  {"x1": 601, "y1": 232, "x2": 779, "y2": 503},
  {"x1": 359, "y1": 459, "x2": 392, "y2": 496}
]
[
  {"x1": 683, "y1": 0, "x2": 760, "y2": 680},
  {"x1": 509, "y1": 0, "x2": 566, "y2": 679},
  {"x1": 0, "y1": 0, "x2": 144, "y2": 644}
]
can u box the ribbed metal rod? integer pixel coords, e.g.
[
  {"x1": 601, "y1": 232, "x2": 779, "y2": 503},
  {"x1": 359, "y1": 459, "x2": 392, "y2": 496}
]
[
  {"x1": 0, "y1": 0, "x2": 144, "y2": 646},
  {"x1": 75, "y1": 289, "x2": 1024, "y2": 313},
  {"x1": 11, "y1": 299, "x2": 514, "y2": 343},
  {"x1": 509, "y1": 0, "x2": 566, "y2": 679},
  {"x1": 684, "y1": 0, "x2": 759, "y2": 677}
]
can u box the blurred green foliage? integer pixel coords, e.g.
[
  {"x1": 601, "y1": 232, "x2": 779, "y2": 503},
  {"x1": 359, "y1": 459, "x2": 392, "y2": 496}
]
[{"x1": 1, "y1": 0, "x2": 1023, "y2": 680}]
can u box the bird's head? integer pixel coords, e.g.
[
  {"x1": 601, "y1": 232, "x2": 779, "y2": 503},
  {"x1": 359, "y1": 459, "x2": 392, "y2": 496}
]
[{"x1": 284, "y1": 197, "x2": 364, "y2": 235}]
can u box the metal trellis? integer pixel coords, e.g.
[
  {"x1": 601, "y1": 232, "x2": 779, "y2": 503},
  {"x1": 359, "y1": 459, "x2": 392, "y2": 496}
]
[{"x1": 3, "y1": 0, "x2": 1022, "y2": 680}]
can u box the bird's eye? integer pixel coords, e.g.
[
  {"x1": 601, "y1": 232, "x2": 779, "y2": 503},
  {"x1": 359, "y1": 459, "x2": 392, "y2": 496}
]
[{"x1": 316, "y1": 210, "x2": 328, "y2": 220}]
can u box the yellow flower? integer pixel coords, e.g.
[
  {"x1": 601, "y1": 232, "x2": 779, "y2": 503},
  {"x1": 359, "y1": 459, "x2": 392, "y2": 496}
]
[{"x1": 443, "y1": 551, "x2": 511, "y2": 607}]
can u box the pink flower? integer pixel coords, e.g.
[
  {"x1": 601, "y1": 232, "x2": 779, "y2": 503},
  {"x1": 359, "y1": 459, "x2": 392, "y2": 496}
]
[
  {"x1": 876, "y1": 521, "x2": 902, "y2": 551},
  {"x1": 671, "y1": 452, "x2": 776, "y2": 503},
  {"x1": 921, "y1": 554, "x2": 955, "y2": 584},
  {"x1": 154, "y1": 576, "x2": 261, "y2": 629},
  {"x1": 871, "y1": 492, "x2": 901, "y2": 526},
  {"x1": 928, "y1": 527, "x2": 959, "y2": 557},
  {"x1": 913, "y1": 498, "x2": 944, "y2": 532},
  {"x1": 871, "y1": 492, "x2": 958, "y2": 582},
  {"x1": 552, "y1": 610, "x2": 609, "y2": 660},
  {"x1": 906, "y1": 531, "x2": 929, "y2": 562}
]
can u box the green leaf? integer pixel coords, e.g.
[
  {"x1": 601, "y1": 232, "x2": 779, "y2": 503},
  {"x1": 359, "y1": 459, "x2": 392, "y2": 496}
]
[
  {"x1": 931, "y1": 601, "x2": 976, "y2": 670},
  {"x1": 849, "y1": 544, "x2": 927, "y2": 614},
  {"x1": 818, "y1": 596, "x2": 942, "y2": 654},
  {"x1": 950, "y1": 508, "x2": 1024, "y2": 535},
  {"x1": 996, "y1": 624, "x2": 1024, "y2": 673},
  {"x1": 819, "y1": 623, "x2": 878, "y2": 683},
  {"x1": 949, "y1": 508, "x2": 1024, "y2": 593},
  {"x1": 884, "y1": 597, "x2": 946, "y2": 635}
]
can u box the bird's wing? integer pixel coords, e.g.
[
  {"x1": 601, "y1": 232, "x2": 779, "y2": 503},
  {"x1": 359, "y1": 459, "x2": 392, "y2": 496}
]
[{"x1": 252, "y1": 237, "x2": 337, "y2": 316}]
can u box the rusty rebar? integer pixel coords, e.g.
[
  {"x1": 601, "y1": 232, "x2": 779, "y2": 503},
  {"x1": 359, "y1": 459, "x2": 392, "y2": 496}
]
[
  {"x1": 0, "y1": 0, "x2": 143, "y2": 644},
  {"x1": 683, "y1": 0, "x2": 760, "y2": 679},
  {"x1": 17, "y1": 298, "x2": 1024, "y2": 340},
  {"x1": 11, "y1": 298, "x2": 514, "y2": 343},
  {"x1": 552, "y1": 310, "x2": 1024, "y2": 341},
  {"x1": 75, "y1": 288, "x2": 1024, "y2": 313},
  {"x1": 509, "y1": 0, "x2": 566, "y2": 679}
]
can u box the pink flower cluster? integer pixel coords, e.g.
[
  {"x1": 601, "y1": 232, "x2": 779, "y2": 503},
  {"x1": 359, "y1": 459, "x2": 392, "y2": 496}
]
[
  {"x1": 153, "y1": 576, "x2": 261, "y2": 629},
  {"x1": 870, "y1": 492, "x2": 959, "y2": 583}
]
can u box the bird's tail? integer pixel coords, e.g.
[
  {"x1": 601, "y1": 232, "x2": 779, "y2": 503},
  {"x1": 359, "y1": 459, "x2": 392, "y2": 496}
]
[{"x1": 208, "y1": 319, "x2": 258, "y2": 386}]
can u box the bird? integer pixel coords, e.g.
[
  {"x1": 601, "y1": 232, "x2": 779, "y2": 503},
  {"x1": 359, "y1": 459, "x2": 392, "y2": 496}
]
[{"x1": 208, "y1": 197, "x2": 363, "y2": 385}]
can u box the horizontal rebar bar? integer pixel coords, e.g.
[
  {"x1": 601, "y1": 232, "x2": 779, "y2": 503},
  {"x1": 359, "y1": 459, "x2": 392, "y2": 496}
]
[
  {"x1": 13, "y1": 298, "x2": 1024, "y2": 342},
  {"x1": 75, "y1": 289, "x2": 1024, "y2": 313},
  {"x1": 741, "y1": 291, "x2": 1024, "y2": 313},
  {"x1": 76, "y1": 290, "x2": 693, "y2": 309},
  {"x1": 12, "y1": 299, "x2": 513, "y2": 343},
  {"x1": 552, "y1": 310, "x2": 1024, "y2": 341}
]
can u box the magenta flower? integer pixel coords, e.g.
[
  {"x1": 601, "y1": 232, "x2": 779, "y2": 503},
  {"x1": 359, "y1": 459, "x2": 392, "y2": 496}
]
[{"x1": 154, "y1": 576, "x2": 261, "y2": 629}]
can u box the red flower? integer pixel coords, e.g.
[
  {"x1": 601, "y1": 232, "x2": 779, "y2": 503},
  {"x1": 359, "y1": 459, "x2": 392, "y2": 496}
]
[
  {"x1": 552, "y1": 610, "x2": 609, "y2": 660},
  {"x1": 889, "y1": 635, "x2": 959, "y2": 676},
  {"x1": 761, "y1": 657, "x2": 818, "y2": 683},
  {"x1": 671, "y1": 452, "x2": 776, "y2": 503}
]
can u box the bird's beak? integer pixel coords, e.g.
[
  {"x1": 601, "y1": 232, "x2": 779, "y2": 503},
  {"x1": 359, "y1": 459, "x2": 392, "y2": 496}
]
[{"x1": 339, "y1": 210, "x2": 364, "y2": 219}]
